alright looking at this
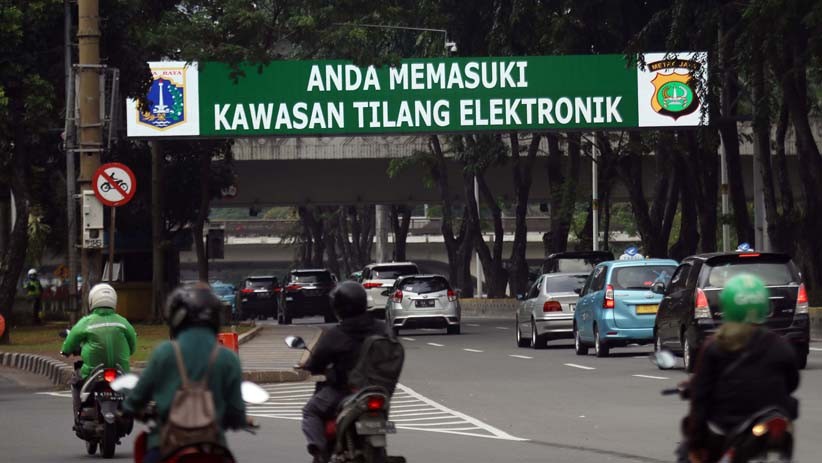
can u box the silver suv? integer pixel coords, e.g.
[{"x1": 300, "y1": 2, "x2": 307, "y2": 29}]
[
  {"x1": 385, "y1": 274, "x2": 461, "y2": 335},
  {"x1": 360, "y1": 262, "x2": 420, "y2": 315}
]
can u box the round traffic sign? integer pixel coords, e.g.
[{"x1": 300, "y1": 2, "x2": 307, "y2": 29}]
[{"x1": 92, "y1": 162, "x2": 137, "y2": 207}]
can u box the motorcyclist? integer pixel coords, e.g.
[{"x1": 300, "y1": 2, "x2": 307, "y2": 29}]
[
  {"x1": 23, "y1": 268, "x2": 44, "y2": 325},
  {"x1": 122, "y1": 283, "x2": 247, "y2": 463},
  {"x1": 681, "y1": 274, "x2": 799, "y2": 462},
  {"x1": 61, "y1": 283, "x2": 138, "y2": 419},
  {"x1": 300, "y1": 281, "x2": 388, "y2": 463}
]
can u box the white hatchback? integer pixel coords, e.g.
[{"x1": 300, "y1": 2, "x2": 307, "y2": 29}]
[{"x1": 360, "y1": 262, "x2": 419, "y2": 314}]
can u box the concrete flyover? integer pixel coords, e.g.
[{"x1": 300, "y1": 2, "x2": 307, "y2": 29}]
[{"x1": 212, "y1": 124, "x2": 817, "y2": 207}]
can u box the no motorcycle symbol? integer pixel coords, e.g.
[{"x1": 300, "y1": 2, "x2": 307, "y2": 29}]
[{"x1": 92, "y1": 163, "x2": 137, "y2": 207}]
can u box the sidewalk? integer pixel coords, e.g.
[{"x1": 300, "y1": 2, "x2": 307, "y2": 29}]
[{"x1": 239, "y1": 322, "x2": 322, "y2": 383}]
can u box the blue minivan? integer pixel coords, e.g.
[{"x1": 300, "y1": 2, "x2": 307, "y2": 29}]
[{"x1": 573, "y1": 259, "x2": 677, "y2": 357}]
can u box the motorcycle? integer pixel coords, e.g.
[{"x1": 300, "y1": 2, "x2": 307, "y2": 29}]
[
  {"x1": 60, "y1": 331, "x2": 133, "y2": 458},
  {"x1": 652, "y1": 350, "x2": 794, "y2": 463},
  {"x1": 285, "y1": 335, "x2": 405, "y2": 463},
  {"x1": 110, "y1": 373, "x2": 269, "y2": 463}
]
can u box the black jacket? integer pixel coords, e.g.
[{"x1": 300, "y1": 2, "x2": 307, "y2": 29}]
[
  {"x1": 303, "y1": 313, "x2": 387, "y2": 390},
  {"x1": 688, "y1": 327, "x2": 799, "y2": 448}
]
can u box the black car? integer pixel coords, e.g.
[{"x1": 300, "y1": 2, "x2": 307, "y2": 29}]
[
  {"x1": 279, "y1": 269, "x2": 337, "y2": 324},
  {"x1": 238, "y1": 276, "x2": 279, "y2": 320},
  {"x1": 653, "y1": 252, "x2": 809, "y2": 371},
  {"x1": 540, "y1": 251, "x2": 615, "y2": 275}
]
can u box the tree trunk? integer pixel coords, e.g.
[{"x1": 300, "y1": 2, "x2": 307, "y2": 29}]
[
  {"x1": 308, "y1": 207, "x2": 326, "y2": 269},
  {"x1": 151, "y1": 141, "x2": 164, "y2": 321},
  {"x1": 0, "y1": 180, "x2": 9, "y2": 258},
  {"x1": 476, "y1": 172, "x2": 508, "y2": 298},
  {"x1": 298, "y1": 207, "x2": 313, "y2": 267},
  {"x1": 545, "y1": 133, "x2": 581, "y2": 255},
  {"x1": 324, "y1": 208, "x2": 340, "y2": 277},
  {"x1": 430, "y1": 136, "x2": 459, "y2": 285},
  {"x1": 389, "y1": 205, "x2": 411, "y2": 262},
  {"x1": 773, "y1": 104, "x2": 794, "y2": 215},
  {"x1": 0, "y1": 150, "x2": 30, "y2": 344},
  {"x1": 508, "y1": 133, "x2": 541, "y2": 297},
  {"x1": 686, "y1": 130, "x2": 718, "y2": 253},
  {"x1": 193, "y1": 152, "x2": 210, "y2": 282},
  {"x1": 669, "y1": 135, "x2": 700, "y2": 261}
]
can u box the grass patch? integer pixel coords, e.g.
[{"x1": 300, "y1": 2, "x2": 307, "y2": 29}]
[{"x1": 0, "y1": 323, "x2": 254, "y2": 363}]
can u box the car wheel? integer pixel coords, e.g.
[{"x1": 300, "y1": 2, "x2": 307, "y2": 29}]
[
  {"x1": 516, "y1": 316, "x2": 529, "y2": 348},
  {"x1": 594, "y1": 325, "x2": 609, "y2": 358},
  {"x1": 682, "y1": 336, "x2": 695, "y2": 373},
  {"x1": 447, "y1": 324, "x2": 461, "y2": 335},
  {"x1": 530, "y1": 320, "x2": 545, "y2": 349},
  {"x1": 574, "y1": 324, "x2": 589, "y2": 356}
]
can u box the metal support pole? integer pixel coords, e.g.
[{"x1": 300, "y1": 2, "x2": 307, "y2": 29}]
[
  {"x1": 719, "y1": 138, "x2": 730, "y2": 251},
  {"x1": 107, "y1": 207, "x2": 115, "y2": 282},
  {"x1": 151, "y1": 141, "x2": 164, "y2": 319},
  {"x1": 592, "y1": 137, "x2": 599, "y2": 251},
  {"x1": 64, "y1": 0, "x2": 79, "y2": 319},
  {"x1": 475, "y1": 176, "x2": 483, "y2": 298}
]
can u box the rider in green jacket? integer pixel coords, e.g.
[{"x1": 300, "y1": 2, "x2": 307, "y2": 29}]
[{"x1": 61, "y1": 283, "x2": 137, "y2": 417}]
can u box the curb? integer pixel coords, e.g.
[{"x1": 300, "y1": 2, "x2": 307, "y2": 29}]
[
  {"x1": 238, "y1": 324, "x2": 263, "y2": 345},
  {"x1": 240, "y1": 325, "x2": 323, "y2": 383},
  {"x1": 0, "y1": 351, "x2": 73, "y2": 386}
]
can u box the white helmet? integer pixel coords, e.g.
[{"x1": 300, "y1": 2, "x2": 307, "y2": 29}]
[
  {"x1": 89, "y1": 283, "x2": 117, "y2": 310},
  {"x1": 27, "y1": 268, "x2": 37, "y2": 277}
]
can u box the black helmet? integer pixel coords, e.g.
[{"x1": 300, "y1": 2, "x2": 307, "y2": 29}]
[
  {"x1": 329, "y1": 281, "x2": 367, "y2": 320},
  {"x1": 165, "y1": 283, "x2": 222, "y2": 338}
]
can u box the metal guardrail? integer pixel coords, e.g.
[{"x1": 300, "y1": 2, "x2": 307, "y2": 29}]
[{"x1": 212, "y1": 217, "x2": 552, "y2": 238}]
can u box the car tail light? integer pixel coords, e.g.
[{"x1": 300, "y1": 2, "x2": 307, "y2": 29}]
[
  {"x1": 286, "y1": 284, "x2": 302, "y2": 292},
  {"x1": 240, "y1": 288, "x2": 254, "y2": 294},
  {"x1": 103, "y1": 368, "x2": 117, "y2": 383},
  {"x1": 543, "y1": 301, "x2": 562, "y2": 312},
  {"x1": 695, "y1": 288, "x2": 711, "y2": 319},
  {"x1": 447, "y1": 289, "x2": 457, "y2": 302},
  {"x1": 392, "y1": 290, "x2": 403, "y2": 303},
  {"x1": 273, "y1": 287, "x2": 282, "y2": 294},
  {"x1": 796, "y1": 284, "x2": 809, "y2": 314},
  {"x1": 366, "y1": 395, "x2": 386, "y2": 411},
  {"x1": 603, "y1": 285, "x2": 615, "y2": 309},
  {"x1": 363, "y1": 282, "x2": 383, "y2": 289}
]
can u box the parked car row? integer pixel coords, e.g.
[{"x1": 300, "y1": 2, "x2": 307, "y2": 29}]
[{"x1": 517, "y1": 250, "x2": 811, "y2": 372}]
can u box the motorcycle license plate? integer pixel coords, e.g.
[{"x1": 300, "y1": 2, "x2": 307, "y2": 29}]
[
  {"x1": 96, "y1": 391, "x2": 124, "y2": 401},
  {"x1": 355, "y1": 419, "x2": 396, "y2": 435},
  {"x1": 415, "y1": 299, "x2": 436, "y2": 308}
]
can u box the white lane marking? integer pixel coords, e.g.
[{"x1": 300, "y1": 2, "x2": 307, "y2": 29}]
[
  {"x1": 463, "y1": 348, "x2": 484, "y2": 353},
  {"x1": 809, "y1": 347, "x2": 822, "y2": 352},
  {"x1": 564, "y1": 363, "x2": 596, "y2": 370},
  {"x1": 427, "y1": 342, "x2": 444, "y2": 347},
  {"x1": 632, "y1": 374, "x2": 669, "y2": 380},
  {"x1": 632, "y1": 356, "x2": 649, "y2": 359},
  {"x1": 509, "y1": 354, "x2": 533, "y2": 359},
  {"x1": 467, "y1": 323, "x2": 480, "y2": 327},
  {"x1": 36, "y1": 391, "x2": 72, "y2": 398},
  {"x1": 402, "y1": 337, "x2": 416, "y2": 342},
  {"x1": 495, "y1": 326, "x2": 509, "y2": 330}
]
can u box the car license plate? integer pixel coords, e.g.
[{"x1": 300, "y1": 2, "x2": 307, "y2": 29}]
[
  {"x1": 256, "y1": 292, "x2": 270, "y2": 299},
  {"x1": 304, "y1": 289, "x2": 319, "y2": 296},
  {"x1": 355, "y1": 419, "x2": 396, "y2": 435},
  {"x1": 415, "y1": 299, "x2": 436, "y2": 308},
  {"x1": 636, "y1": 304, "x2": 658, "y2": 314}
]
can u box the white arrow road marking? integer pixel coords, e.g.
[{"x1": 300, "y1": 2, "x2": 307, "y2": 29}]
[
  {"x1": 466, "y1": 323, "x2": 480, "y2": 327},
  {"x1": 427, "y1": 342, "x2": 444, "y2": 347},
  {"x1": 509, "y1": 355, "x2": 533, "y2": 359},
  {"x1": 36, "y1": 391, "x2": 73, "y2": 398},
  {"x1": 247, "y1": 383, "x2": 526, "y2": 441},
  {"x1": 495, "y1": 327, "x2": 509, "y2": 330},
  {"x1": 463, "y1": 348, "x2": 484, "y2": 353},
  {"x1": 632, "y1": 374, "x2": 669, "y2": 380},
  {"x1": 808, "y1": 347, "x2": 822, "y2": 352},
  {"x1": 402, "y1": 337, "x2": 416, "y2": 342},
  {"x1": 564, "y1": 363, "x2": 596, "y2": 370}
]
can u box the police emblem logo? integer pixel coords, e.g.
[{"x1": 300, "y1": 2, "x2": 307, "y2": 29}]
[
  {"x1": 647, "y1": 58, "x2": 701, "y2": 120},
  {"x1": 138, "y1": 66, "x2": 186, "y2": 129}
]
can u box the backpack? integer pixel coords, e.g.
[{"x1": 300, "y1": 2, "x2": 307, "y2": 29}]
[
  {"x1": 160, "y1": 342, "x2": 221, "y2": 457},
  {"x1": 348, "y1": 334, "x2": 405, "y2": 396}
]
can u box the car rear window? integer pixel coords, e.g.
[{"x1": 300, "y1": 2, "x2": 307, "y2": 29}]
[
  {"x1": 545, "y1": 274, "x2": 588, "y2": 293},
  {"x1": 291, "y1": 271, "x2": 333, "y2": 284},
  {"x1": 372, "y1": 265, "x2": 419, "y2": 279},
  {"x1": 706, "y1": 262, "x2": 798, "y2": 288},
  {"x1": 245, "y1": 279, "x2": 274, "y2": 289},
  {"x1": 398, "y1": 277, "x2": 449, "y2": 294},
  {"x1": 611, "y1": 266, "x2": 676, "y2": 290}
]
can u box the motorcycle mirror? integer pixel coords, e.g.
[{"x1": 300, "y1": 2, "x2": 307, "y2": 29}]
[
  {"x1": 284, "y1": 336, "x2": 307, "y2": 350},
  {"x1": 241, "y1": 381, "x2": 270, "y2": 404},
  {"x1": 649, "y1": 349, "x2": 677, "y2": 370},
  {"x1": 58, "y1": 329, "x2": 69, "y2": 339},
  {"x1": 110, "y1": 373, "x2": 139, "y2": 392}
]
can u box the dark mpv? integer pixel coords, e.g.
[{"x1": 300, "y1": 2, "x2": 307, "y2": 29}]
[{"x1": 653, "y1": 252, "x2": 809, "y2": 372}]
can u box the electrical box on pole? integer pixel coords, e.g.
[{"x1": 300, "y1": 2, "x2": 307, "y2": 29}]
[{"x1": 81, "y1": 190, "x2": 104, "y2": 249}]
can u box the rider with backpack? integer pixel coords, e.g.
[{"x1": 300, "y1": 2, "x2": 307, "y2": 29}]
[
  {"x1": 300, "y1": 281, "x2": 394, "y2": 463},
  {"x1": 122, "y1": 284, "x2": 248, "y2": 463}
]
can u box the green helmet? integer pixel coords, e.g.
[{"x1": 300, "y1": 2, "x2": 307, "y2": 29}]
[{"x1": 719, "y1": 274, "x2": 770, "y2": 323}]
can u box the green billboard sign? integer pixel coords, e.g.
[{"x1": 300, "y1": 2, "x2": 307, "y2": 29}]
[{"x1": 126, "y1": 53, "x2": 707, "y2": 138}]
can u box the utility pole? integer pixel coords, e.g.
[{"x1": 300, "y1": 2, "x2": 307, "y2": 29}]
[
  {"x1": 151, "y1": 141, "x2": 164, "y2": 320},
  {"x1": 77, "y1": 0, "x2": 102, "y2": 304},
  {"x1": 64, "y1": 0, "x2": 79, "y2": 320}
]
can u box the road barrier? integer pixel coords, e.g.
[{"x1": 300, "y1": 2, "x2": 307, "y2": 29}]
[{"x1": 460, "y1": 298, "x2": 519, "y2": 319}]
